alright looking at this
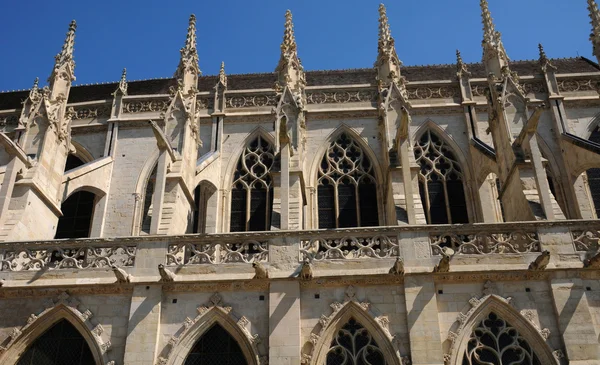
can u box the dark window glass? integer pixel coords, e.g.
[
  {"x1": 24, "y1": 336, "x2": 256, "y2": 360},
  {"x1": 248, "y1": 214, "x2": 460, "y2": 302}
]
[
  {"x1": 55, "y1": 191, "x2": 95, "y2": 239},
  {"x1": 358, "y1": 180, "x2": 378, "y2": 227},
  {"x1": 17, "y1": 319, "x2": 95, "y2": 365},
  {"x1": 184, "y1": 323, "x2": 247, "y2": 365},
  {"x1": 230, "y1": 186, "x2": 247, "y2": 232},
  {"x1": 318, "y1": 183, "x2": 336, "y2": 229},
  {"x1": 447, "y1": 180, "x2": 468, "y2": 223},
  {"x1": 338, "y1": 182, "x2": 357, "y2": 228},
  {"x1": 249, "y1": 187, "x2": 268, "y2": 231},
  {"x1": 140, "y1": 164, "x2": 158, "y2": 234}
]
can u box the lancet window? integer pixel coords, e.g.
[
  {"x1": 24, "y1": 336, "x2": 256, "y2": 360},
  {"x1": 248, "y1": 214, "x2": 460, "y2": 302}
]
[
  {"x1": 17, "y1": 319, "x2": 95, "y2": 365},
  {"x1": 317, "y1": 133, "x2": 378, "y2": 229},
  {"x1": 230, "y1": 135, "x2": 275, "y2": 232},
  {"x1": 414, "y1": 130, "x2": 468, "y2": 224},
  {"x1": 326, "y1": 317, "x2": 386, "y2": 365},
  {"x1": 587, "y1": 128, "x2": 600, "y2": 218},
  {"x1": 461, "y1": 312, "x2": 541, "y2": 365},
  {"x1": 139, "y1": 164, "x2": 158, "y2": 234},
  {"x1": 183, "y1": 323, "x2": 247, "y2": 365},
  {"x1": 55, "y1": 191, "x2": 96, "y2": 239}
]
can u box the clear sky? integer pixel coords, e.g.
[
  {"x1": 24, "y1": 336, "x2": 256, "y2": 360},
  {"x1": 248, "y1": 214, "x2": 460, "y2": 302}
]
[{"x1": 0, "y1": 0, "x2": 595, "y2": 91}]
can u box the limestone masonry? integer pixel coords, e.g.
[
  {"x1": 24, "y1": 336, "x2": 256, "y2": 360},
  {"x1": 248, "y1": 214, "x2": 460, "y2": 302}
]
[{"x1": 3, "y1": 1, "x2": 600, "y2": 364}]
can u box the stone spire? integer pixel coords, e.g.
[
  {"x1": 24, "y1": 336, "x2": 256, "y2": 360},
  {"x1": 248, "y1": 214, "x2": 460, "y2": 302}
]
[
  {"x1": 114, "y1": 68, "x2": 128, "y2": 95},
  {"x1": 538, "y1": 43, "x2": 555, "y2": 71},
  {"x1": 375, "y1": 4, "x2": 403, "y2": 87},
  {"x1": 175, "y1": 14, "x2": 200, "y2": 94},
  {"x1": 218, "y1": 61, "x2": 227, "y2": 88},
  {"x1": 589, "y1": 0, "x2": 600, "y2": 63},
  {"x1": 480, "y1": 0, "x2": 508, "y2": 76},
  {"x1": 29, "y1": 77, "x2": 40, "y2": 99},
  {"x1": 48, "y1": 20, "x2": 76, "y2": 97},
  {"x1": 52, "y1": 20, "x2": 76, "y2": 76},
  {"x1": 275, "y1": 10, "x2": 305, "y2": 92}
]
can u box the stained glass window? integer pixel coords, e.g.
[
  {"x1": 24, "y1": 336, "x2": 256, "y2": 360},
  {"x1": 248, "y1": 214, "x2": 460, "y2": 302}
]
[{"x1": 326, "y1": 318, "x2": 386, "y2": 365}]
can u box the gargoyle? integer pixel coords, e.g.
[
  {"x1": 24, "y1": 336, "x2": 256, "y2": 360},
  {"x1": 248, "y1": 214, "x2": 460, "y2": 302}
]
[
  {"x1": 299, "y1": 259, "x2": 313, "y2": 280},
  {"x1": 253, "y1": 262, "x2": 269, "y2": 279},
  {"x1": 584, "y1": 251, "x2": 600, "y2": 269},
  {"x1": 111, "y1": 265, "x2": 131, "y2": 284},
  {"x1": 389, "y1": 257, "x2": 404, "y2": 276},
  {"x1": 158, "y1": 263, "x2": 177, "y2": 282},
  {"x1": 528, "y1": 251, "x2": 550, "y2": 271}
]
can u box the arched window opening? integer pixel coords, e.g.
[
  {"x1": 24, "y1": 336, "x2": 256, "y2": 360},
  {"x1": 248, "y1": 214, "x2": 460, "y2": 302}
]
[
  {"x1": 16, "y1": 319, "x2": 95, "y2": 365},
  {"x1": 140, "y1": 164, "x2": 158, "y2": 234},
  {"x1": 230, "y1": 136, "x2": 274, "y2": 232},
  {"x1": 193, "y1": 182, "x2": 218, "y2": 234},
  {"x1": 64, "y1": 154, "x2": 86, "y2": 172},
  {"x1": 326, "y1": 317, "x2": 386, "y2": 365},
  {"x1": 183, "y1": 323, "x2": 247, "y2": 365},
  {"x1": 461, "y1": 312, "x2": 541, "y2": 365},
  {"x1": 318, "y1": 133, "x2": 379, "y2": 229},
  {"x1": 55, "y1": 191, "x2": 96, "y2": 239},
  {"x1": 587, "y1": 128, "x2": 600, "y2": 218},
  {"x1": 414, "y1": 130, "x2": 468, "y2": 224}
]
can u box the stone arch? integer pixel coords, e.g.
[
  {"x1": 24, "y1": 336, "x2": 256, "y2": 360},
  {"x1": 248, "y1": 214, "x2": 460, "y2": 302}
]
[
  {"x1": 159, "y1": 294, "x2": 263, "y2": 365},
  {"x1": 308, "y1": 124, "x2": 385, "y2": 229},
  {"x1": 582, "y1": 110, "x2": 600, "y2": 140},
  {"x1": 447, "y1": 294, "x2": 557, "y2": 365},
  {"x1": 133, "y1": 150, "x2": 160, "y2": 235},
  {"x1": 305, "y1": 300, "x2": 401, "y2": 365},
  {"x1": 221, "y1": 127, "x2": 276, "y2": 232},
  {"x1": 63, "y1": 185, "x2": 106, "y2": 202},
  {"x1": 413, "y1": 120, "x2": 476, "y2": 224},
  {"x1": 192, "y1": 179, "x2": 219, "y2": 233},
  {"x1": 0, "y1": 292, "x2": 112, "y2": 365},
  {"x1": 69, "y1": 140, "x2": 94, "y2": 164}
]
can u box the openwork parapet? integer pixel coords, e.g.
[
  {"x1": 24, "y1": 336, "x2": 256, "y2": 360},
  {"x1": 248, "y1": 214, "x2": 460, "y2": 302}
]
[
  {"x1": 166, "y1": 240, "x2": 268, "y2": 265},
  {"x1": 300, "y1": 234, "x2": 399, "y2": 261},
  {"x1": 0, "y1": 244, "x2": 136, "y2": 271},
  {"x1": 430, "y1": 231, "x2": 540, "y2": 255},
  {"x1": 572, "y1": 230, "x2": 600, "y2": 252}
]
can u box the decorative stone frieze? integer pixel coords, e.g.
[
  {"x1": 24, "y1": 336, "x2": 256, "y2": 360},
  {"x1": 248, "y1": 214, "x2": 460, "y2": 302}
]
[
  {"x1": 123, "y1": 99, "x2": 169, "y2": 113},
  {"x1": 572, "y1": 229, "x2": 600, "y2": 252},
  {"x1": 70, "y1": 104, "x2": 111, "y2": 120},
  {"x1": 558, "y1": 78, "x2": 600, "y2": 93},
  {"x1": 430, "y1": 230, "x2": 540, "y2": 255},
  {"x1": 227, "y1": 94, "x2": 278, "y2": 108},
  {"x1": 300, "y1": 234, "x2": 399, "y2": 261},
  {"x1": 0, "y1": 244, "x2": 136, "y2": 271},
  {"x1": 166, "y1": 240, "x2": 268, "y2": 265},
  {"x1": 306, "y1": 90, "x2": 377, "y2": 104}
]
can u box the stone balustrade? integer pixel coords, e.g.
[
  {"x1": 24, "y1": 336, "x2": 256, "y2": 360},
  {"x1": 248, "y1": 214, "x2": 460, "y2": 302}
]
[{"x1": 0, "y1": 219, "x2": 598, "y2": 273}]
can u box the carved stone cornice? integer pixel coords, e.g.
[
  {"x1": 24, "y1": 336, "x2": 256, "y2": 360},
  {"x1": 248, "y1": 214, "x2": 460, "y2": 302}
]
[{"x1": 0, "y1": 285, "x2": 132, "y2": 299}]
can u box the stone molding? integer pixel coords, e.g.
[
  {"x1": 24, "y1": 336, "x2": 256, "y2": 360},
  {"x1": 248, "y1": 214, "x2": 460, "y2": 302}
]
[{"x1": 0, "y1": 291, "x2": 114, "y2": 365}]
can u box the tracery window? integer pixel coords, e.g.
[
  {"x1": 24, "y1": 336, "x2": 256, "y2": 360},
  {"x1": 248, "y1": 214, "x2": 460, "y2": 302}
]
[
  {"x1": 414, "y1": 130, "x2": 468, "y2": 224},
  {"x1": 55, "y1": 191, "x2": 96, "y2": 239},
  {"x1": 326, "y1": 317, "x2": 386, "y2": 365},
  {"x1": 230, "y1": 135, "x2": 275, "y2": 232},
  {"x1": 587, "y1": 128, "x2": 600, "y2": 218},
  {"x1": 184, "y1": 323, "x2": 247, "y2": 365},
  {"x1": 318, "y1": 133, "x2": 378, "y2": 229},
  {"x1": 17, "y1": 319, "x2": 95, "y2": 365},
  {"x1": 462, "y1": 312, "x2": 541, "y2": 365}
]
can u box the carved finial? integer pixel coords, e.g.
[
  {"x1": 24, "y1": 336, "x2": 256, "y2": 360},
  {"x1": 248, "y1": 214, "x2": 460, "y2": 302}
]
[
  {"x1": 29, "y1": 77, "x2": 40, "y2": 100},
  {"x1": 114, "y1": 68, "x2": 128, "y2": 95},
  {"x1": 281, "y1": 10, "x2": 297, "y2": 56},
  {"x1": 456, "y1": 50, "x2": 471, "y2": 76},
  {"x1": 537, "y1": 43, "x2": 555, "y2": 71},
  {"x1": 54, "y1": 20, "x2": 76, "y2": 70},
  {"x1": 218, "y1": 61, "x2": 227, "y2": 88},
  {"x1": 32, "y1": 77, "x2": 39, "y2": 91},
  {"x1": 375, "y1": 3, "x2": 404, "y2": 88},
  {"x1": 378, "y1": 4, "x2": 395, "y2": 56},
  {"x1": 184, "y1": 14, "x2": 197, "y2": 55}
]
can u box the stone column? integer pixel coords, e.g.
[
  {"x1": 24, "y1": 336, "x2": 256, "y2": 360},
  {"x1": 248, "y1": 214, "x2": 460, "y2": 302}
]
[
  {"x1": 269, "y1": 281, "x2": 301, "y2": 365},
  {"x1": 550, "y1": 278, "x2": 600, "y2": 364}
]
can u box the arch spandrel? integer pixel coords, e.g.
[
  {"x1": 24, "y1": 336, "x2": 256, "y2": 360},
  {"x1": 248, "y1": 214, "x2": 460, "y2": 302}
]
[
  {"x1": 159, "y1": 293, "x2": 264, "y2": 365},
  {"x1": 0, "y1": 292, "x2": 112, "y2": 365},
  {"x1": 446, "y1": 294, "x2": 558, "y2": 365}
]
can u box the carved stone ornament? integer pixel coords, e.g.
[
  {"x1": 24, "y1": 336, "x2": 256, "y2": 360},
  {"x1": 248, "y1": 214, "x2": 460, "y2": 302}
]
[
  {"x1": 157, "y1": 292, "x2": 265, "y2": 365},
  {"x1": 0, "y1": 291, "x2": 113, "y2": 364},
  {"x1": 301, "y1": 286, "x2": 405, "y2": 365}
]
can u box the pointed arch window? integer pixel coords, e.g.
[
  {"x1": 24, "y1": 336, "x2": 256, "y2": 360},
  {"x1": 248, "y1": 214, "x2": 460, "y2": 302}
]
[
  {"x1": 55, "y1": 191, "x2": 96, "y2": 239},
  {"x1": 318, "y1": 133, "x2": 379, "y2": 229},
  {"x1": 230, "y1": 135, "x2": 275, "y2": 232},
  {"x1": 184, "y1": 323, "x2": 247, "y2": 365},
  {"x1": 587, "y1": 128, "x2": 600, "y2": 218},
  {"x1": 17, "y1": 319, "x2": 95, "y2": 365},
  {"x1": 461, "y1": 312, "x2": 541, "y2": 365},
  {"x1": 140, "y1": 164, "x2": 158, "y2": 235},
  {"x1": 326, "y1": 317, "x2": 386, "y2": 365},
  {"x1": 414, "y1": 130, "x2": 468, "y2": 224}
]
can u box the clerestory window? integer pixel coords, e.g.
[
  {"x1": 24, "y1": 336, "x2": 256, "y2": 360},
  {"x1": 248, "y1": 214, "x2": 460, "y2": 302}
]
[
  {"x1": 317, "y1": 132, "x2": 378, "y2": 229},
  {"x1": 230, "y1": 135, "x2": 275, "y2": 232},
  {"x1": 414, "y1": 129, "x2": 468, "y2": 224}
]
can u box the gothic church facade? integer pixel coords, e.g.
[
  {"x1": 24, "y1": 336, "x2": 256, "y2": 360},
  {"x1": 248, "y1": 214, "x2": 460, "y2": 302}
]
[{"x1": 1, "y1": 1, "x2": 600, "y2": 364}]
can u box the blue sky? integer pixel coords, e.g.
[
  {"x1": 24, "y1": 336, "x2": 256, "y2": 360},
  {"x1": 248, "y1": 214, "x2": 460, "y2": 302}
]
[{"x1": 0, "y1": 0, "x2": 595, "y2": 91}]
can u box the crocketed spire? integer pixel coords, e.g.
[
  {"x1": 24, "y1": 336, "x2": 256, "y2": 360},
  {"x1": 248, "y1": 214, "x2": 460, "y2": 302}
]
[
  {"x1": 378, "y1": 4, "x2": 394, "y2": 54},
  {"x1": 537, "y1": 43, "x2": 555, "y2": 72},
  {"x1": 54, "y1": 20, "x2": 76, "y2": 70},
  {"x1": 281, "y1": 10, "x2": 297, "y2": 57},
  {"x1": 175, "y1": 14, "x2": 200, "y2": 81},
  {"x1": 480, "y1": 0, "x2": 496, "y2": 45},
  {"x1": 275, "y1": 9, "x2": 305, "y2": 92},
  {"x1": 375, "y1": 4, "x2": 404, "y2": 88},
  {"x1": 456, "y1": 50, "x2": 470, "y2": 76},
  {"x1": 115, "y1": 68, "x2": 128, "y2": 95},
  {"x1": 480, "y1": 0, "x2": 509, "y2": 70},
  {"x1": 589, "y1": 0, "x2": 600, "y2": 60}
]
